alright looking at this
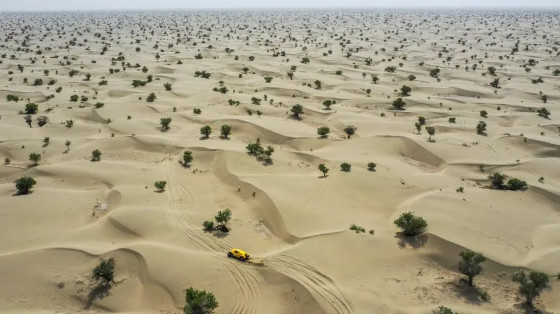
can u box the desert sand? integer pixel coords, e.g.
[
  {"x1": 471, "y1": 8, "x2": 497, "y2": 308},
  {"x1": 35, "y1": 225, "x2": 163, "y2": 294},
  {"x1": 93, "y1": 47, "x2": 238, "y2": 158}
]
[{"x1": 0, "y1": 9, "x2": 559, "y2": 314}]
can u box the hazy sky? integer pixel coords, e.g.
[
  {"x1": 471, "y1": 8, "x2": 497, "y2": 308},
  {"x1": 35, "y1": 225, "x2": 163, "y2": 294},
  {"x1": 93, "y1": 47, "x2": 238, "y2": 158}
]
[{"x1": 1, "y1": 0, "x2": 558, "y2": 11}]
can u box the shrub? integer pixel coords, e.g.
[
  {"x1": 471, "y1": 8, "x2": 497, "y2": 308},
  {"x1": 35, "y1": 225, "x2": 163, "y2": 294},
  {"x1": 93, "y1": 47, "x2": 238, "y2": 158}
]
[
  {"x1": 490, "y1": 78, "x2": 500, "y2": 88},
  {"x1": 301, "y1": 57, "x2": 310, "y2": 64},
  {"x1": 154, "y1": 181, "x2": 167, "y2": 192},
  {"x1": 183, "y1": 287, "x2": 219, "y2": 314},
  {"x1": 507, "y1": 178, "x2": 527, "y2": 191},
  {"x1": 146, "y1": 93, "x2": 156, "y2": 102},
  {"x1": 367, "y1": 162, "x2": 376, "y2": 171},
  {"x1": 203, "y1": 220, "x2": 214, "y2": 232},
  {"x1": 92, "y1": 259, "x2": 115, "y2": 286},
  {"x1": 512, "y1": 271, "x2": 550, "y2": 307},
  {"x1": 193, "y1": 108, "x2": 201, "y2": 114},
  {"x1": 164, "y1": 83, "x2": 172, "y2": 91},
  {"x1": 340, "y1": 163, "x2": 351, "y2": 172},
  {"x1": 322, "y1": 100, "x2": 333, "y2": 110},
  {"x1": 400, "y1": 85, "x2": 411, "y2": 96},
  {"x1": 200, "y1": 125, "x2": 212, "y2": 138},
  {"x1": 418, "y1": 116, "x2": 426, "y2": 125},
  {"x1": 29, "y1": 152, "x2": 41, "y2": 165},
  {"x1": 314, "y1": 80, "x2": 321, "y2": 89},
  {"x1": 487, "y1": 66, "x2": 496, "y2": 75},
  {"x1": 264, "y1": 76, "x2": 273, "y2": 83},
  {"x1": 385, "y1": 66, "x2": 396, "y2": 73},
  {"x1": 24, "y1": 115, "x2": 33, "y2": 127},
  {"x1": 429, "y1": 68, "x2": 440, "y2": 78},
  {"x1": 251, "y1": 97, "x2": 262, "y2": 105},
  {"x1": 15, "y1": 176, "x2": 37, "y2": 195},
  {"x1": 488, "y1": 172, "x2": 506, "y2": 189},
  {"x1": 449, "y1": 117, "x2": 456, "y2": 123},
  {"x1": 476, "y1": 121, "x2": 487, "y2": 134},
  {"x1": 458, "y1": 250, "x2": 486, "y2": 286},
  {"x1": 70, "y1": 95, "x2": 79, "y2": 102},
  {"x1": 65, "y1": 119, "x2": 74, "y2": 128},
  {"x1": 480, "y1": 110, "x2": 488, "y2": 118},
  {"x1": 317, "y1": 127, "x2": 330, "y2": 138},
  {"x1": 160, "y1": 118, "x2": 172, "y2": 131},
  {"x1": 25, "y1": 103, "x2": 38, "y2": 114},
  {"x1": 537, "y1": 108, "x2": 550, "y2": 118},
  {"x1": 318, "y1": 164, "x2": 329, "y2": 176},
  {"x1": 392, "y1": 98, "x2": 406, "y2": 110},
  {"x1": 394, "y1": 212, "x2": 427, "y2": 236},
  {"x1": 183, "y1": 151, "x2": 193, "y2": 166},
  {"x1": 433, "y1": 306, "x2": 456, "y2": 314},
  {"x1": 220, "y1": 125, "x2": 232, "y2": 139},
  {"x1": 349, "y1": 224, "x2": 365, "y2": 233},
  {"x1": 91, "y1": 149, "x2": 102, "y2": 161}
]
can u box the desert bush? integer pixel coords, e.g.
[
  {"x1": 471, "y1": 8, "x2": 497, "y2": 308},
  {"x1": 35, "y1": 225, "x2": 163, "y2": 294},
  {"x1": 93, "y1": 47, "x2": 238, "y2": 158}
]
[
  {"x1": 488, "y1": 172, "x2": 506, "y2": 189},
  {"x1": 487, "y1": 66, "x2": 496, "y2": 75},
  {"x1": 418, "y1": 116, "x2": 426, "y2": 125},
  {"x1": 215, "y1": 209, "x2": 231, "y2": 231},
  {"x1": 203, "y1": 221, "x2": 214, "y2": 232},
  {"x1": 25, "y1": 103, "x2": 38, "y2": 114},
  {"x1": 193, "y1": 108, "x2": 201, "y2": 114},
  {"x1": 15, "y1": 176, "x2": 36, "y2": 195},
  {"x1": 24, "y1": 115, "x2": 33, "y2": 128},
  {"x1": 537, "y1": 108, "x2": 550, "y2": 118},
  {"x1": 458, "y1": 250, "x2": 486, "y2": 286},
  {"x1": 340, "y1": 163, "x2": 351, "y2": 172},
  {"x1": 264, "y1": 76, "x2": 273, "y2": 83},
  {"x1": 322, "y1": 100, "x2": 333, "y2": 110},
  {"x1": 400, "y1": 85, "x2": 411, "y2": 96},
  {"x1": 476, "y1": 121, "x2": 487, "y2": 134},
  {"x1": 429, "y1": 68, "x2": 440, "y2": 78},
  {"x1": 317, "y1": 127, "x2": 330, "y2": 138},
  {"x1": 394, "y1": 212, "x2": 427, "y2": 236},
  {"x1": 70, "y1": 95, "x2": 79, "y2": 102},
  {"x1": 154, "y1": 181, "x2": 167, "y2": 192},
  {"x1": 29, "y1": 152, "x2": 41, "y2": 166},
  {"x1": 507, "y1": 178, "x2": 527, "y2": 191},
  {"x1": 146, "y1": 93, "x2": 156, "y2": 102},
  {"x1": 301, "y1": 57, "x2": 310, "y2": 64},
  {"x1": 349, "y1": 224, "x2": 366, "y2": 233},
  {"x1": 92, "y1": 259, "x2": 115, "y2": 286},
  {"x1": 160, "y1": 118, "x2": 172, "y2": 131},
  {"x1": 385, "y1": 66, "x2": 396, "y2": 73},
  {"x1": 480, "y1": 110, "x2": 488, "y2": 118},
  {"x1": 251, "y1": 97, "x2": 262, "y2": 105},
  {"x1": 433, "y1": 306, "x2": 456, "y2": 314},
  {"x1": 490, "y1": 78, "x2": 500, "y2": 88},
  {"x1": 183, "y1": 287, "x2": 219, "y2": 314},
  {"x1": 91, "y1": 149, "x2": 102, "y2": 161},
  {"x1": 449, "y1": 117, "x2": 456, "y2": 123},
  {"x1": 164, "y1": 83, "x2": 172, "y2": 91},
  {"x1": 426, "y1": 126, "x2": 436, "y2": 140},
  {"x1": 367, "y1": 162, "x2": 376, "y2": 171},
  {"x1": 392, "y1": 98, "x2": 406, "y2": 110}
]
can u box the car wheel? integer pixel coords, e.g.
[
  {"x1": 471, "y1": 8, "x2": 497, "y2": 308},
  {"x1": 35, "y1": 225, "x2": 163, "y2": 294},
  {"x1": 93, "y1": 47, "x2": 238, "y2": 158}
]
[{"x1": 227, "y1": 252, "x2": 232, "y2": 257}]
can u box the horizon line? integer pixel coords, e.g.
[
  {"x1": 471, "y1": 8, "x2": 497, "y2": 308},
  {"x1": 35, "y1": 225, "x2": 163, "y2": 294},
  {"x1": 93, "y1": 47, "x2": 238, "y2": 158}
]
[{"x1": 1, "y1": 6, "x2": 560, "y2": 13}]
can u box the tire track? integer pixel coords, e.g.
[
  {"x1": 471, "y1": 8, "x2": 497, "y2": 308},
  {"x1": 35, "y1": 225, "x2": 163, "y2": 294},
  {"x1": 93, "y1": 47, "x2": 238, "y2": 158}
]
[
  {"x1": 265, "y1": 255, "x2": 352, "y2": 314},
  {"x1": 161, "y1": 158, "x2": 261, "y2": 313}
]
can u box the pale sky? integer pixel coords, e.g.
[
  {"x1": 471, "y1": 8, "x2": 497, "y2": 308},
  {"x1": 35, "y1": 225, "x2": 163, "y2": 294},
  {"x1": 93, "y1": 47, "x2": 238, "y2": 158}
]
[{"x1": 0, "y1": 0, "x2": 558, "y2": 11}]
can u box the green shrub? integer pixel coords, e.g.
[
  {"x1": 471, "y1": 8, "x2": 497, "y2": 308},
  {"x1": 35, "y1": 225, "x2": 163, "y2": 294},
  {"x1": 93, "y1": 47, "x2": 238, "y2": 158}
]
[
  {"x1": 15, "y1": 176, "x2": 36, "y2": 195},
  {"x1": 154, "y1": 181, "x2": 167, "y2": 192},
  {"x1": 183, "y1": 287, "x2": 219, "y2": 314},
  {"x1": 340, "y1": 163, "x2": 351, "y2": 172},
  {"x1": 394, "y1": 212, "x2": 427, "y2": 236},
  {"x1": 349, "y1": 224, "x2": 365, "y2": 233},
  {"x1": 92, "y1": 258, "x2": 115, "y2": 286}
]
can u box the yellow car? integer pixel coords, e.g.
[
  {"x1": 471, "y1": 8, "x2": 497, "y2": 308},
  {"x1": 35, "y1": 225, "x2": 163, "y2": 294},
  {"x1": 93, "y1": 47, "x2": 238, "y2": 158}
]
[{"x1": 227, "y1": 248, "x2": 250, "y2": 261}]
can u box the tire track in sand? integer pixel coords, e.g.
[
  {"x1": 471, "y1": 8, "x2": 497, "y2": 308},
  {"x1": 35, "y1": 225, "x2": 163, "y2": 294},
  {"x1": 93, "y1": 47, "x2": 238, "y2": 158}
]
[
  {"x1": 265, "y1": 255, "x2": 352, "y2": 314},
  {"x1": 162, "y1": 158, "x2": 261, "y2": 313}
]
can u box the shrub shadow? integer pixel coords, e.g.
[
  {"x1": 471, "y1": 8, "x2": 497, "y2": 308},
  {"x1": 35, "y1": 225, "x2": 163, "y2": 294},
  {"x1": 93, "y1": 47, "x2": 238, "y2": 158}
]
[
  {"x1": 448, "y1": 279, "x2": 489, "y2": 305},
  {"x1": 85, "y1": 283, "x2": 111, "y2": 309},
  {"x1": 396, "y1": 233, "x2": 428, "y2": 250}
]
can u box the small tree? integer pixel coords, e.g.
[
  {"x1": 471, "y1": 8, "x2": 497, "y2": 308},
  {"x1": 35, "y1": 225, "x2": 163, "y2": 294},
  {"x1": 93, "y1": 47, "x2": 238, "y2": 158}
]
[
  {"x1": 322, "y1": 100, "x2": 333, "y2": 110},
  {"x1": 29, "y1": 153, "x2": 41, "y2": 166},
  {"x1": 160, "y1": 118, "x2": 172, "y2": 131},
  {"x1": 512, "y1": 270, "x2": 550, "y2": 307},
  {"x1": 429, "y1": 68, "x2": 440, "y2": 79},
  {"x1": 394, "y1": 212, "x2": 427, "y2": 236},
  {"x1": 318, "y1": 164, "x2": 329, "y2": 177},
  {"x1": 215, "y1": 209, "x2": 232, "y2": 231},
  {"x1": 400, "y1": 85, "x2": 412, "y2": 96},
  {"x1": 344, "y1": 126, "x2": 356, "y2": 139},
  {"x1": 367, "y1": 162, "x2": 376, "y2": 171},
  {"x1": 340, "y1": 163, "x2": 351, "y2": 172},
  {"x1": 314, "y1": 80, "x2": 321, "y2": 89},
  {"x1": 433, "y1": 306, "x2": 455, "y2": 314},
  {"x1": 476, "y1": 121, "x2": 487, "y2": 134},
  {"x1": 65, "y1": 140, "x2": 71, "y2": 152},
  {"x1": 183, "y1": 287, "x2": 219, "y2": 314},
  {"x1": 415, "y1": 122, "x2": 422, "y2": 134},
  {"x1": 65, "y1": 119, "x2": 74, "y2": 128},
  {"x1": 290, "y1": 104, "x2": 304, "y2": 119},
  {"x1": 392, "y1": 98, "x2": 406, "y2": 110},
  {"x1": 458, "y1": 250, "x2": 486, "y2": 286},
  {"x1": 164, "y1": 83, "x2": 172, "y2": 91},
  {"x1": 507, "y1": 178, "x2": 527, "y2": 191},
  {"x1": 154, "y1": 181, "x2": 167, "y2": 192},
  {"x1": 92, "y1": 258, "x2": 115, "y2": 286},
  {"x1": 203, "y1": 221, "x2": 214, "y2": 232},
  {"x1": 200, "y1": 125, "x2": 212, "y2": 138},
  {"x1": 317, "y1": 127, "x2": 330, "y2": 138},
  {"x1": 490, "y1": 78, "x2": 500, "y2": 88},
  {"x1": 425, "y1": 126, "x2": 435, "y2": 141},
  {"x1": 372, "y1": 75, "x2": 379, "y2": 84},
  {"x1": 25, "y1": 103, "x2": 38, "y2": 114},
  {"x1": 418, "y1": 116, "x2": 426, "y2": 125},
  {"x1": 15, "y1": 176, "x2": 36, "y2": 195},
  {"x1": 487, "y1": 66, "x2": 496, "y2": 75},
  {"x1": 91, "y1": 149, "x2": 102, "y2": 161},
  {"x1": 183, "y1": 151, "x2": 193, "y2": 166},
  {"x1": 220, "y1": 125, "x2": 232, "y2": 139}
]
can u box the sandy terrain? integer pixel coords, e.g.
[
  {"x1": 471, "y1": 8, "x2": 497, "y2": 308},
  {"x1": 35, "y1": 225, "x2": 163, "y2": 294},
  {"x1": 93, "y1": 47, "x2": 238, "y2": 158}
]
[{"x1": 0, "y1": 9, "x2": 559, "y2": 314}]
